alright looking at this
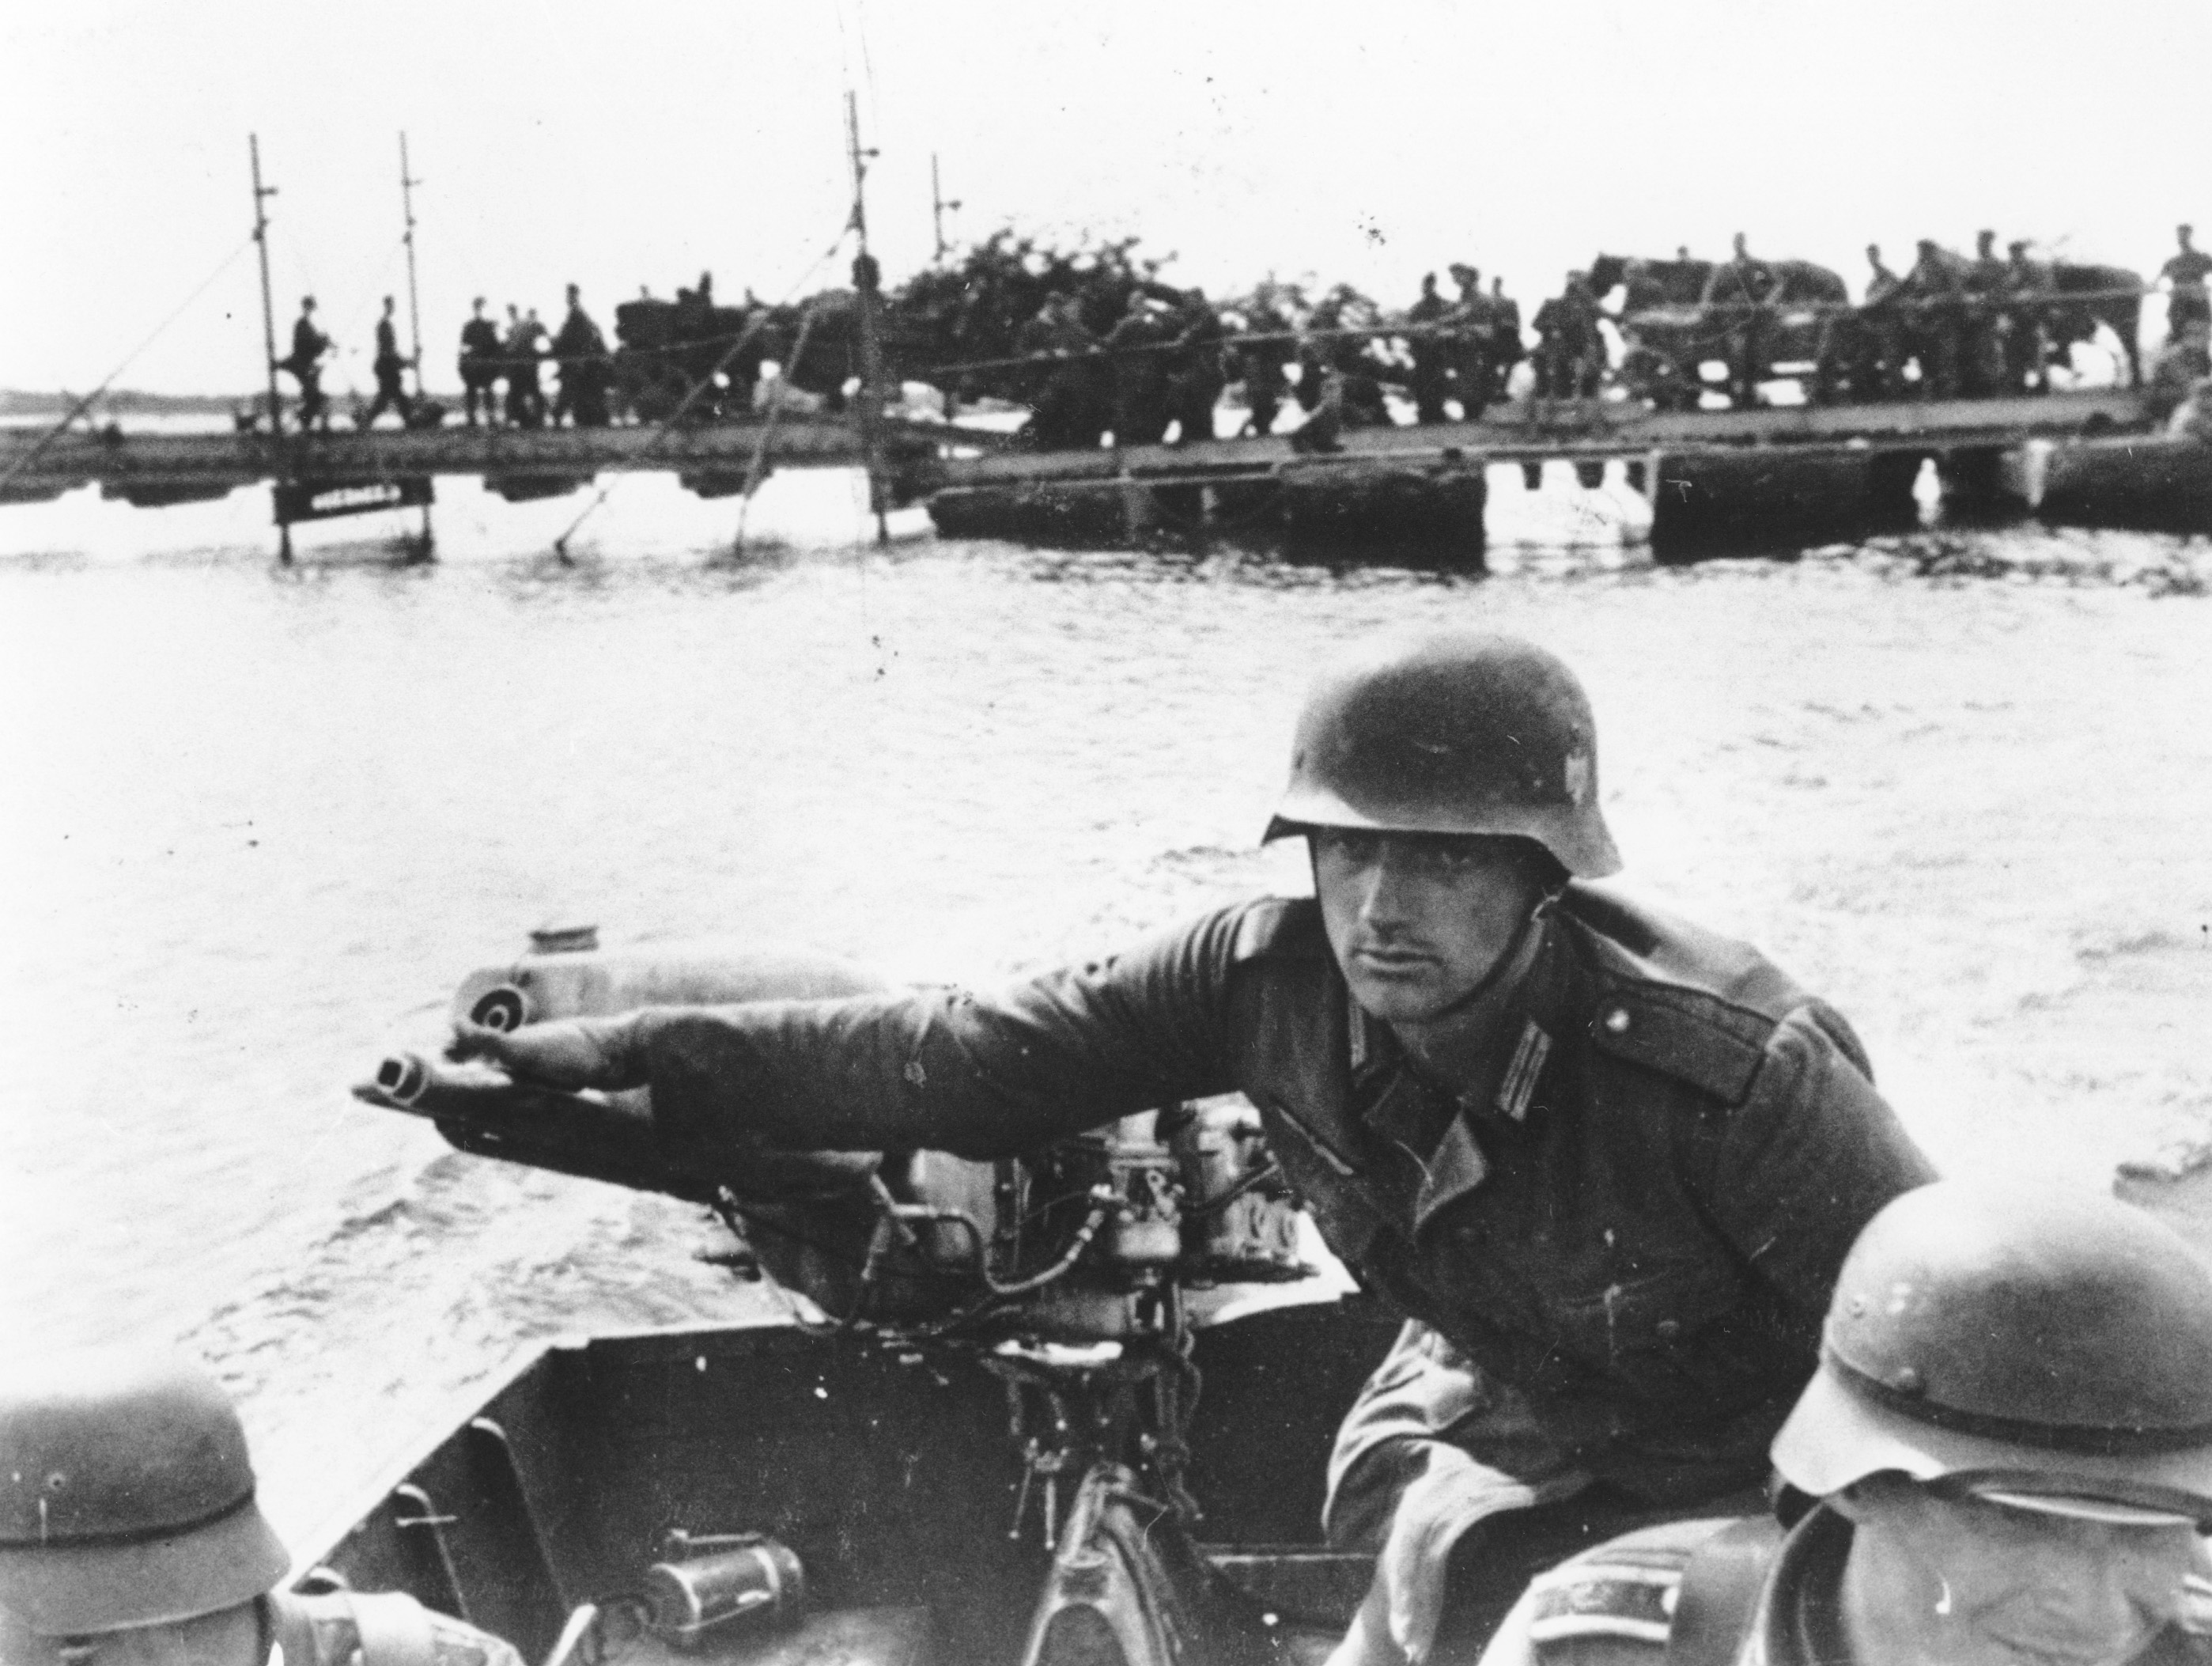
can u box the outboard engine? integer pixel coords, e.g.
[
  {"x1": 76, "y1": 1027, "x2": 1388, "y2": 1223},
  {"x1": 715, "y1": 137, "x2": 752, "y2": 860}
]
[{"x1": 357, "y1": 927, "x2": 1314, "y2": 1339}]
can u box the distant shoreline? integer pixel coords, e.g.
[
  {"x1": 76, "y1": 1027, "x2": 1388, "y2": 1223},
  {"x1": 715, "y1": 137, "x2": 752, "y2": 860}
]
[{"x1": 1, "y1": 388, "x2": 256, "y2": 419}]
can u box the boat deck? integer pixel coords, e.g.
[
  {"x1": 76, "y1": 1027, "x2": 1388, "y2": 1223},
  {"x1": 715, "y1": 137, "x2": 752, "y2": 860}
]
[{"x1": 297, "y1": 1305, "x2": 1400, "y2": 1666}]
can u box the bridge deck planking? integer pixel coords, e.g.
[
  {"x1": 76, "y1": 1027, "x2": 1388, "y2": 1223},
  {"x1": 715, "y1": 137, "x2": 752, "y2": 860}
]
[
  {"x1": 0, "y1": 415, "x2": 958, "y2": 503},
  {"x1": 945, "y1": 389, "x2": 2153, "y2": 490},
  {"x1": 0, "y1": 389, "x2": 2150, "y2": 509}
]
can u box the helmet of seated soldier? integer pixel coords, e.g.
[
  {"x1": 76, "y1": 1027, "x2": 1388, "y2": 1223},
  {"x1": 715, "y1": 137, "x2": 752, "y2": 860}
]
[
  {"x1": 0, "y1": 1350, "x2": 292, "y2": 1635},
  {"x1": 1774, "y1": 1180, "x2": 2212, "y2": 1524},
  {"x1": 1265, "y1": 632, "x2": 1621, "y2": 877}
]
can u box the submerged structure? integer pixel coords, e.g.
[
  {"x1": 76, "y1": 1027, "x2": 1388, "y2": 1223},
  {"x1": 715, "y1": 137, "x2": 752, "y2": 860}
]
[{"x1": 921, "y1": 387, "x2": 2165, "y2": 560}]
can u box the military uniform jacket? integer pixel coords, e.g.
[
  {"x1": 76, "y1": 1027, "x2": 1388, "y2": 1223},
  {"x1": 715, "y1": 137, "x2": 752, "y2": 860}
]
[
  {"x1": 266, "y1": 1589, "x2": 524, "y2": 1666},
  {"x1": 1477, "y1": 1505, "x2": 2212, "y2": 1666},
  {"x1": 612, "y1": 886, "x2": 1931, "y2": 1503}
]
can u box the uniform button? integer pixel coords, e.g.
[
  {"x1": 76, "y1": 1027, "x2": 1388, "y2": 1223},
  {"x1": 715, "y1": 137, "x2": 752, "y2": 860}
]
[{"x1": 1603, "y1": 1008, "x2": 1632, "y2": 1035}]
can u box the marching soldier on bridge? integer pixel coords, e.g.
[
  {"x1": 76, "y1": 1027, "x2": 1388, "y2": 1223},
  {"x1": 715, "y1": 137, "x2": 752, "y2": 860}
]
[
  {"x1": 1532, "y1": 273, "x2": 1603, "y2": 398},
  {"x1": 1961, "y1": 229, "x2": 2011, "y2": 397},
  {"x1": 1477, "y1": 1182, "x2": 2212, "y2": 1666},
  {"x1": 1406, "y1": 273, "x2": 1455, "y2": 425},
  {"x1": 1852, "y1": 244, "x2": 1906, "y2": 402},
  {"x1": 359, "y1": 295, "x2": 417, "y2": 430},
  {"x1": 455, "y1": 631, "x2": 1936, "y2": 1666},
  {"x1": 280, "y1": 296, "x2": 332, "y2": 433},
  {"x1": 550, "y1": 281, "x2": 614, "y2": 424},
  {"x1": 1165, "y1": 289, "x2": 1227, "y2": 446},
  {"x1": 0, "y1": 1348, "x2": 526, "y2": 1666},
  {"x1": 504, "y1": 304, "x2": 546, "y2": 429},
  {"x1": 2159, "y1": 224, "x2": 2212, "y2": 337},
  {"x1": 1488, "y1": 278, "x2": 1524, "y2": 400},
  {"x1": 458, "y1": 297, "x2": 503, "y2": 428},
  {"x1": 1901, "y1": 240, "x2": 1964, "y2": 399},
  {"x1": 1018, "y1": 293, "x2": 1103, "y2": 452},
  {"x1": 550, "y1": 284, "x2": 612, "y2": 428},
  {"x1": 1015, "y1": 294, "x2": 1068, "y2": 415},
  {"x1": 1105, "y1": 290, "x2": 1170, "y2": 447},
  {"x1": 1446, "y1": 265, "x2": 1492, "y2": 420},
  {"x1": 1708, "y1": 234, "x2": 1775, "y2": 408}
]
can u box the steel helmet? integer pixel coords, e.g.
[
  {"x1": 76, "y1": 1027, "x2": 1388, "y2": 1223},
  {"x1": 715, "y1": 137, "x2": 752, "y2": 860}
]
[
  {"x1": 0, "y1": 1350, "x2": 291, "y2": 1634},
  {"x1": 1265, "y1": 633, "x2": 1621, "y2": 877},
  {"x1": 1773, "y1": 1182, "x2": 2212, "y2": 1524}
]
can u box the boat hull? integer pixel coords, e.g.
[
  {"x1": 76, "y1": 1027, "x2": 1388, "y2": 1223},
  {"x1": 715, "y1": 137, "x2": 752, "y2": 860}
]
[{"x1": 296, "y1": 1304, "x2": 1401, "y2": 1665}]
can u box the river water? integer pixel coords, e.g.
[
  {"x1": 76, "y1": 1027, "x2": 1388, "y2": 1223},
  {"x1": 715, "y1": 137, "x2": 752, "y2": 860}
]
[{"x1": 2, "y1": 465, "x2": 2209, "y2": 1549}]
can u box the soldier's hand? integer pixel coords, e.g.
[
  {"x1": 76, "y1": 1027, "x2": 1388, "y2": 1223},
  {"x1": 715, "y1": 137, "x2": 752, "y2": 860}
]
[
  {"x1": 448, "y1": 1019, "x2": 633, "y2": 1092},
  {"x1": 1328, "y1": 1456, "x2": 1499, "y2": 1666}
]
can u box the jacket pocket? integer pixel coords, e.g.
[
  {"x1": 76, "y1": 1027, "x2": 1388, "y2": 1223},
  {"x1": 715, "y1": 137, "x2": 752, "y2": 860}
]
[{"x1": 1531, "y1": 1262, "x2": 1801, "y2": 1414}]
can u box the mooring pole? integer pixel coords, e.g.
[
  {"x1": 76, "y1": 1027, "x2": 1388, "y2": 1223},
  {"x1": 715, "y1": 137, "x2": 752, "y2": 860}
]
[
  {"x1": 397, "y1": 131, "x2": 434, "y2": 559},
  {"x1": 846, "y1": 91, "x2": 890, "y2": 545},
  {"x1": 249, "y1": 134, "x2": 293, "y2": 564}
]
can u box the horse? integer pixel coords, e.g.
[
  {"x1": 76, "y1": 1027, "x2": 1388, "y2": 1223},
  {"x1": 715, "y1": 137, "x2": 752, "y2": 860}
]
[
  {"x1": 611, "y1": 290, "x2": 766, "y2": 421},
  {"x1": 2042, "y1": 263, "x2": 2144, "y2": 385},
  {"x1": 1589, "y1": 252, "x2": 1851, "y2": 407}
]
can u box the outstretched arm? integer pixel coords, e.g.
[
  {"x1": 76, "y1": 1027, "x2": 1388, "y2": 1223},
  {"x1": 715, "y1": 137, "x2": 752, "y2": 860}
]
[{"x1": 451, "y1": 903, "x2": 1259, "y2": 1162}]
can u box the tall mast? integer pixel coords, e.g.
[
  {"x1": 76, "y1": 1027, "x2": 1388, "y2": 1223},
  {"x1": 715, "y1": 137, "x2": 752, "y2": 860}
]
[
  {"x1": 845, "y1": 91, "x2": 889, "y2": 544},
  {"x1": 395, "y1": 132, "x2": 435, "y2": 559},
  {"x1": 399, "y1": 133, "x2": 425, "y2": 397},
  {"x1": 931, "y1": 153, "x2": 960, "y2": 265},
  {"x1": 249, "y1": 135, "x2": 284, "y2": 437},
  {"x1": 248, "y1": 134, "x2": 292, "y2": 564}
]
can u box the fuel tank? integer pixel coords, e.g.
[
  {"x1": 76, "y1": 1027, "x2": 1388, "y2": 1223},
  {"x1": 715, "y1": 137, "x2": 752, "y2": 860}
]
[{"x1": 450, "y1": 926, "x2": 886, "y2": 1034}]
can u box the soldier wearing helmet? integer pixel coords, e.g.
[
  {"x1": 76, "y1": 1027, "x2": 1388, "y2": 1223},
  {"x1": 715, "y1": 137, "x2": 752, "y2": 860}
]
[
  {"x1": 0, "y1": 1349, "x2": 523, "y2": 1666},
  {"x1": 1478, "y1": 1181, "x2": 2212, "y2": 1666},
  {"x1": 452, "y1": 631, "x2": 1933, "y2": 1666}
]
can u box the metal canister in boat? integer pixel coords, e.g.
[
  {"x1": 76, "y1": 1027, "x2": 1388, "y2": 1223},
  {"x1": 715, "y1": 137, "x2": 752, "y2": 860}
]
[{"x1": 643, "y1": 1538, "x2": 806, "y2": 1645}]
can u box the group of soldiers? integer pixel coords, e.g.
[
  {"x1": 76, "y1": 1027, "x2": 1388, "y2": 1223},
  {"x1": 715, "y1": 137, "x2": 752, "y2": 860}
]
[
  {"x1": 6, "y1": 631, "x2": 2212, "y2": 1666},
  {"x1": 275, "y1": 293, "x2": 421, "y2": 433},
  {"x1": 454, "y1": 283, "x2": 612, "y2": 429},
  {"x1": 1849, "y1": 229, "x2": 2085, "y2": 401},
  {"x1": 1011, "y1": 267, "x2": 1529, "y2": 451},
  {"x1": 1000, "y1": 221, "x2": 2195, "y2": 450},
  {"x1": 271, "y1": 285, "x2": 614, "y2": 433},
  {"x1": 1552, "y1": 223, "x2": 2208, "y2": 409},
  {"x1": 1014, "y1": 285, "x2": 1238, "y2": 450},
  {"x1": 1427, "y1": 222, "x2": 2209, "y2": 415}
]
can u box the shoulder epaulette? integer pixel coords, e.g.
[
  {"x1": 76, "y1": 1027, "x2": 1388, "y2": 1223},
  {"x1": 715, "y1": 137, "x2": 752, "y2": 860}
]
[
  {"x1": 1560, "y1": 883, "x2": 1815, "y2": 1020},
  {"x1": 1526, "y1": 1548, "x2": 1686, "y2": 1653},
  {"x1": 1230, "y1": 895, "x2": 1327, "y2": 964},
  {"x1": 1585, "y1": 978, "x2": 1778, "y2": 1106}
]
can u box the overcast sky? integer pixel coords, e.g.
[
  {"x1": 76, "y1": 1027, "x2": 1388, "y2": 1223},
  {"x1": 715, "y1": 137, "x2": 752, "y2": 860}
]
[{"x1": 3, "y1": 0, "x2": 2206, "y2": 394}]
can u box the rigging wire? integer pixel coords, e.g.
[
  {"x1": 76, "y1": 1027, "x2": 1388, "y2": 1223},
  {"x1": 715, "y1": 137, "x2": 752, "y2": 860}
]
[
  {"x1": 853, "y1": 0, "x2": 880, "y2": 111},
  {"x1": 548, "y1": 221, "x2": 855, "y2": 562},
  {"x1": 0, "y1": 233, "x2": 255, "y2": 495},
  {"x1": 732, "y1": 292, "x2": 830, "y2": 554}
]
